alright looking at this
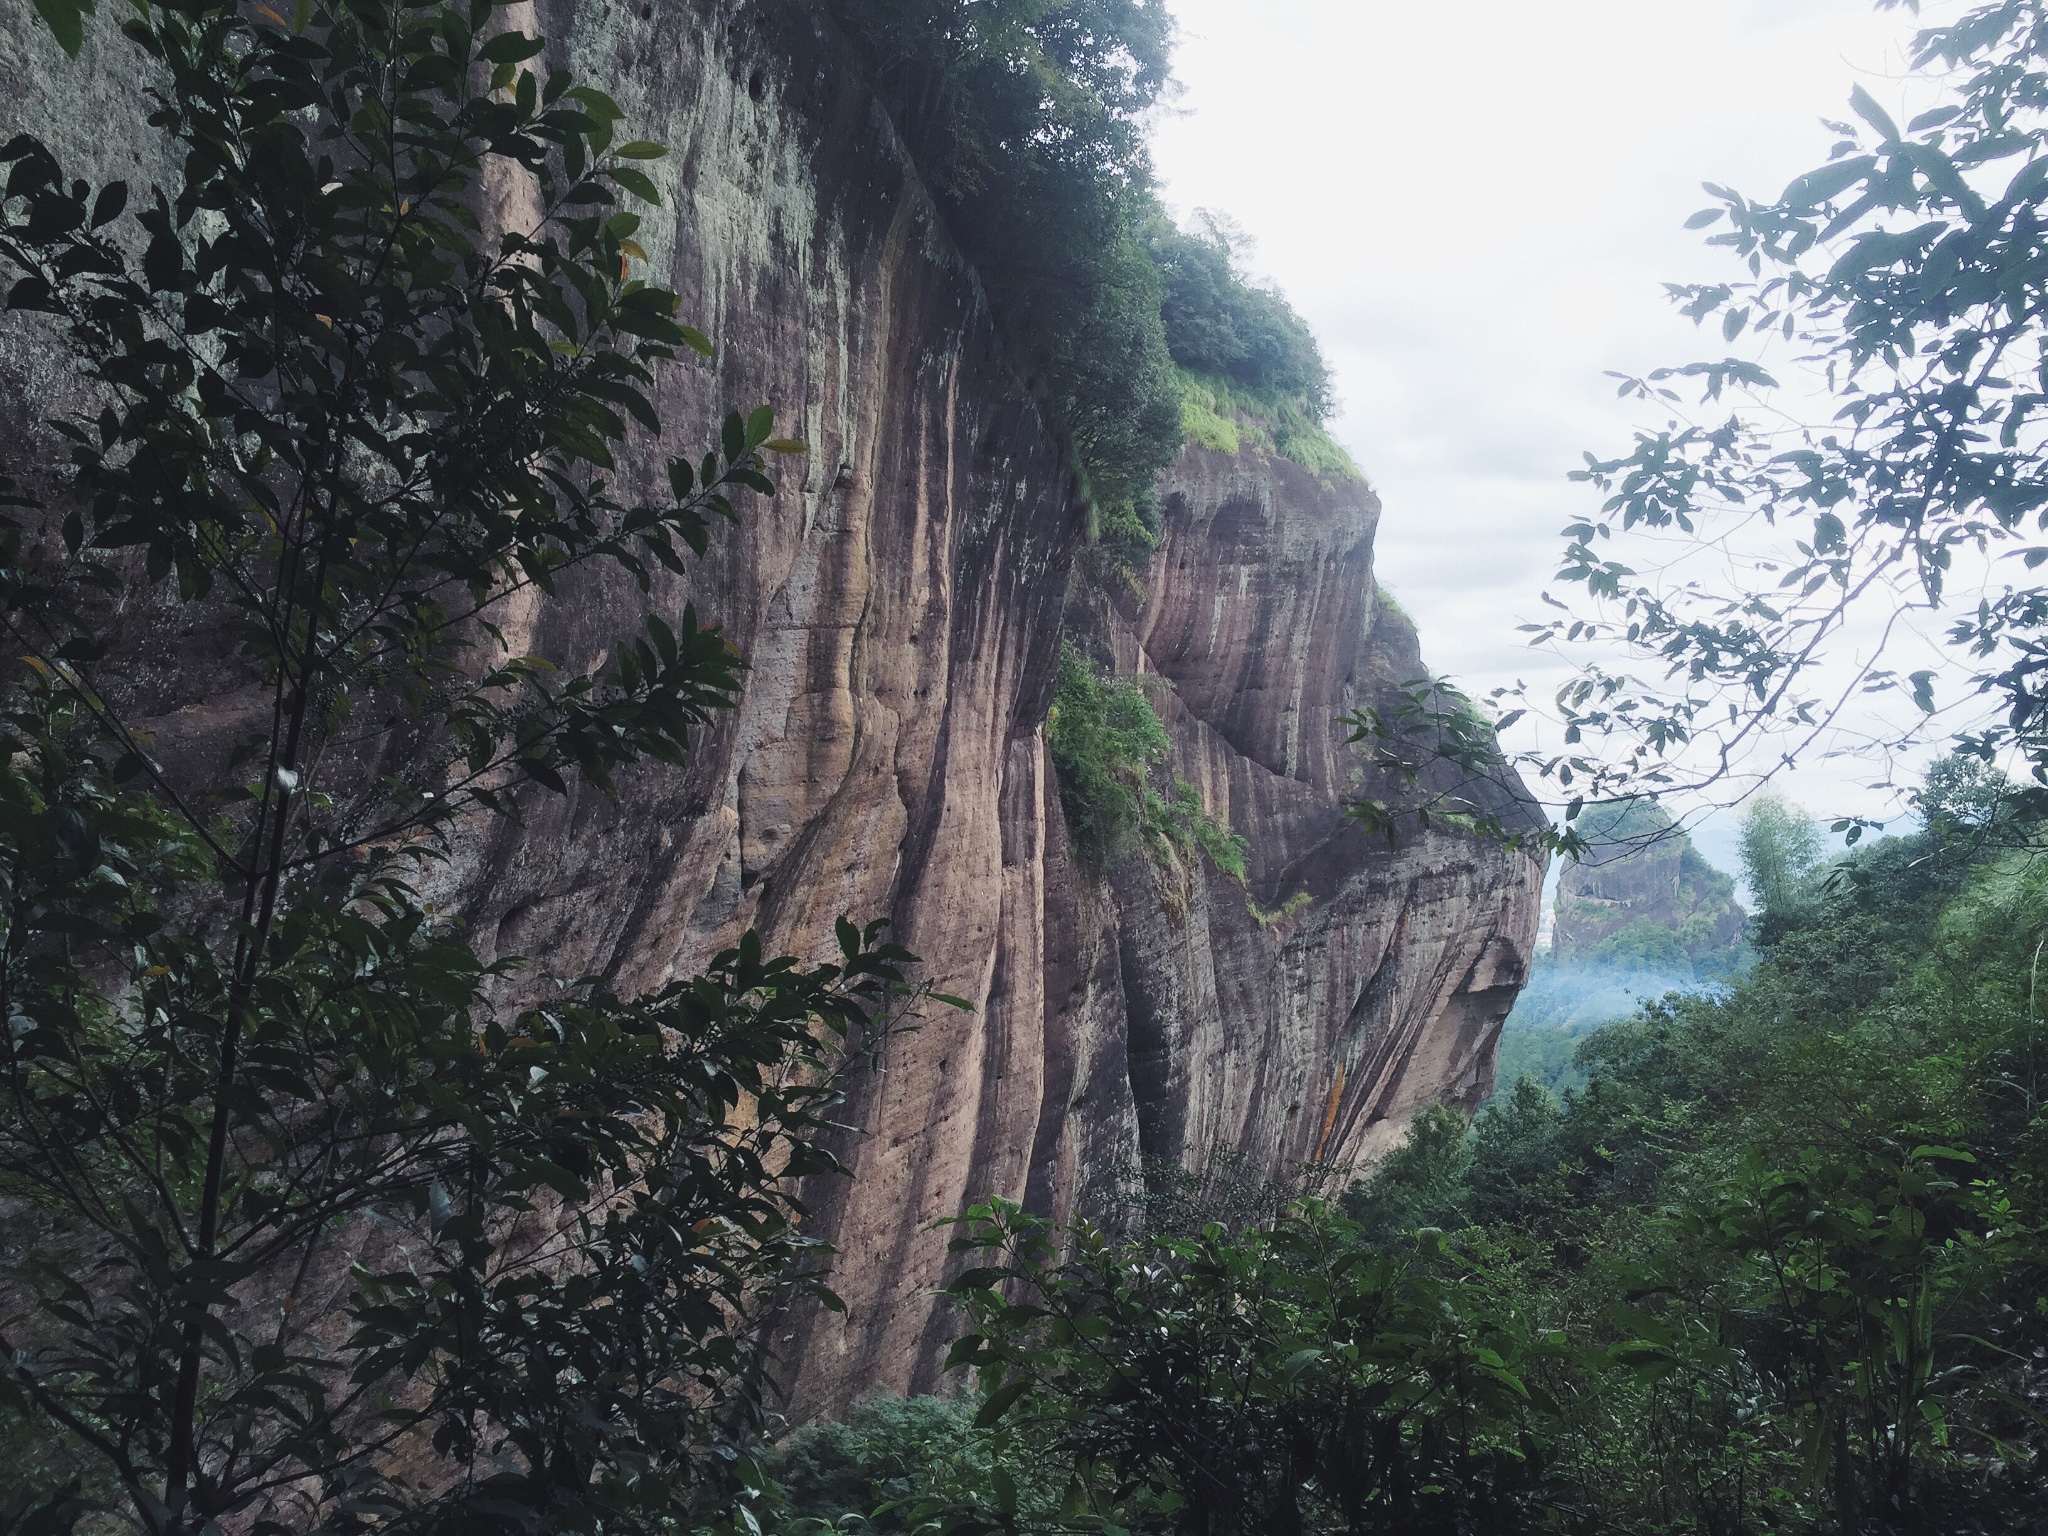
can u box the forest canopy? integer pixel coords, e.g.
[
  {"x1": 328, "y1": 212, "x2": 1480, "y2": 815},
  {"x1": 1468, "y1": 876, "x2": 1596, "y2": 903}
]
[
  {"x1": 1149, "y1": 212, "x2": 1332, "y2": 415},
  {"x1": 762, "y1": 758, "x2": 2048, "y2": 1535}
]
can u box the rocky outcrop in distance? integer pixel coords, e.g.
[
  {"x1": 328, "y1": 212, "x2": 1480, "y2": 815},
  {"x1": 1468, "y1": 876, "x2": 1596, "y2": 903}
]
[
  {"x1": 0, "y1": 0, "x2": 1545, "y2": 1417},
  {"x1": 1553, "y1": 801, "x2": 1746, "y2": 969}
]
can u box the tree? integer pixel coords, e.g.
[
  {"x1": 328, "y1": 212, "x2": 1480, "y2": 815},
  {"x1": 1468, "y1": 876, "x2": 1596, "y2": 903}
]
[
  {"x1": 1524, "y1": 0, "x2": 2048, "y2": 831},
  {"x1": 933, "y1": 1200, "x2": 1556, "y2": 1536},
  {"x1": 1337, "y1": 1104, "x2": 1473, "y2": 1242},
  {"x1": 1147, "y1": 211, "x2": 1331, "y2": 416},
  {"x1": 0, "y1": 3, "x2": 928, "y2": 1531},
  {"x1": 1739, "y1": 793, "x2": 1823, "y2": 935}
]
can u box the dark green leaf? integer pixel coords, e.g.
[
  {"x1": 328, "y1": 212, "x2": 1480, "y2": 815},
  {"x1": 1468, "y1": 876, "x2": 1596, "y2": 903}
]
[
  {"x1": 477, "y1": 29, "x2": 545, "y2": 63},
  {"x1": 31, "y1": 0, "x2": 94, "y2": 58},
  {"x1": 608, "y1": 165, "x2": 660, "y2": 204},
  {"x1": 973, "y1": 1375, "x2": 1033, "y2": 1429},
  {"x1": 89, "y1": 180, "x2": 125, "y2": 228}
]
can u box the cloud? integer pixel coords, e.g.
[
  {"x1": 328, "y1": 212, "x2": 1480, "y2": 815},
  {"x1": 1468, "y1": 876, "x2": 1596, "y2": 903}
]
[{"x1": 1153, "y1": 0, "x2": 1943, "y2": 827}]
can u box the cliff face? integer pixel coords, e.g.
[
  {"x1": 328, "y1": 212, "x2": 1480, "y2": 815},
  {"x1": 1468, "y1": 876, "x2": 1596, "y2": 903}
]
[
  {"x1": 1553, "y1": 803, "x2": 1745, "y2": 966},
  {"x1": 1025, "y1": 451, "x2": 1546, "y2": 1221},
  {"x1": 0, "y1": 0, "x2": 1543, "y2": 1417},
  {"x1": 782, "y1": 441, "x2": 1547, "y2": 1414}
]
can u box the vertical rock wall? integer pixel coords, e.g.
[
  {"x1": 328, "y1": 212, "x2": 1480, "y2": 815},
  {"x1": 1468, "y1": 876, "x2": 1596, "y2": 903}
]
[
  {"x1": 1020, "y1": 448, "x2": 1548, "y2": 1241},
  {"x1": 0, "y1": 0, "x2": 1544, "y2": 1419}
]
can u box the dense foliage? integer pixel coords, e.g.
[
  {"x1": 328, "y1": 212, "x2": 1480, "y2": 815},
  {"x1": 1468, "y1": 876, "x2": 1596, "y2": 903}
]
[
  {"x1": 0, "y1": 4, "x2": 927, "y2": 1532},
  {"x1": 1148, "y1": 215, "x2": 1348, "y2": 480},
  {"x1": 763, "y1": 759, "x2": 2048, "y2": 1535},
  {"x1": 1339, "y1": 767, "x2": 2048, "y2": 1533},
  {"x1": 1044, "y1": 641, "x2": 1246, "y2": 878},
  {"x1": 1149, "y1": 214, "x2": 1331, "y2": 415}
]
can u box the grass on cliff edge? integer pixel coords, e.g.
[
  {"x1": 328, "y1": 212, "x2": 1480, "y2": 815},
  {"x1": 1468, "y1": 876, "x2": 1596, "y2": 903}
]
[{"x1": 1176, "y1": 368, "x2": 1363, "y2": 483}]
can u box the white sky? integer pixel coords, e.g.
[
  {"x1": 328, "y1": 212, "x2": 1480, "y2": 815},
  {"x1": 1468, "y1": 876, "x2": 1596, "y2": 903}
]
[{"x1": 1149, "y1": 0, "x2": 1959, "y2": 867}]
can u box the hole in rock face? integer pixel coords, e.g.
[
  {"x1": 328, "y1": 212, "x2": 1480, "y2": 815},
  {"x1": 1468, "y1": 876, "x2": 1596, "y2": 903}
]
[
  {"x1": 640, "y1": 4, "x2": 650, "y2": 15},
  {"x1": 495, "y1": 899, "x2": 538, "y2": 956},
  {"x1": 748, "y1": 67, "x2": 766, "y2": 102}
]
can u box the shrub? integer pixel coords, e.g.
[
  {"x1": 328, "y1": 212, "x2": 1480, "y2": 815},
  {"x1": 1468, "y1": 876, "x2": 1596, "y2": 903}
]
[
  {"x1": 1047, "y1": 641, "x2": 1172, "y2": 861},
  {"x1": 938, "y1": 1199, "x2": 1560, "y2": 1534},
  {"x1": 1338, "y1": 1103, "x2": 1474, "y2": 1242},
  {"x1": 1175, "y1": 368, "x2": 1361, "y2": 479},
  {"x1": 1161, "y1": 776, "x2": 1251, "y2": 881},
  {"x1": 1248, "y1": 889, "x2": 1314, "y2": 927},
  {"x1": 1178, "y1": 374, "x2": 1242, "y2": 454},
  {"x1": 1046, "y1": 642, "x2": 1246, "y2": 879},
  {"x1": 772, "y1": 1396, "x2": 1039, "y2": 1531},
  {"x1": 1150, "y1": 213, "x2": 1332, "y2": 416}
]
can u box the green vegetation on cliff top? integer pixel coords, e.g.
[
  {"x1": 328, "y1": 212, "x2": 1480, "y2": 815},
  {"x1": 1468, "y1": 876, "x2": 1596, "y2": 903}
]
[
  {"x1": 827, "y1": 0, "x2": 1353, "y2": 554},
  {"x1": 1175, "y1": 367, "x2": 1363, "y2": 481},
  {"x1": 1151, "y1": 215, "x2": 1355, "y2": 477}
]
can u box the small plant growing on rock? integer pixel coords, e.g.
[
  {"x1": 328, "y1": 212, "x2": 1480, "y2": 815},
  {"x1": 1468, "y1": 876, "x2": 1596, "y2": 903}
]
[{"x1": 1046, "y1": 641, "x2": 1246, "y2": 880}]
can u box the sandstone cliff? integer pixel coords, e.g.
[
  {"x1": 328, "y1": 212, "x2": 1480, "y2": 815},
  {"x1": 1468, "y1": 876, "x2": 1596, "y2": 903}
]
[
  {"x1": 1027, "y1": 448, "x2": 1546, "y2": 1215},
  {"x1": 1553, "y1": 801, "x2": 1746, "y2": 969},
  {"x1": 0, "y1": 0, "x2": 1544, "y2": 1417},
  {"x1": 780, "y1": 438, "x2": 1547, "y2": 1413}
]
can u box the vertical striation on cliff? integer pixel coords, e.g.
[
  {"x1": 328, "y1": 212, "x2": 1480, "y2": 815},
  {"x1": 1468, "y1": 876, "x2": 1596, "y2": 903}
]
[
  {"x1": 0, "y1": 0, "x2": 1544, "y2": 1418},
  {"x1": 1022, "y1": 444, "x2": 1547, "y2": 1244}
]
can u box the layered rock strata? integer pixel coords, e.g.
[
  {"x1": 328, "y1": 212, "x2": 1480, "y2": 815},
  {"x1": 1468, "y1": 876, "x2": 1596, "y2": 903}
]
[{"x1": 0, "y1": 0, "x2": 1545, "y2": 1417}]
